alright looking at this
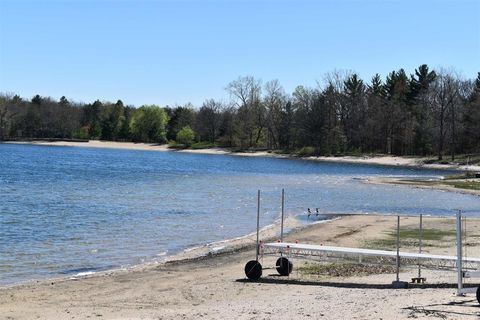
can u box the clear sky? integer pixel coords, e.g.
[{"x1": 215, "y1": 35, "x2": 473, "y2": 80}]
[{"x1": 0, "y1": 0, "x2": 479, "y2": 107}]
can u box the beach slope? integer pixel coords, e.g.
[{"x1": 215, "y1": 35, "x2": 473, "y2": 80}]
[{"x1": 1, "y1": 215, "x2": 479, "y2": 319}]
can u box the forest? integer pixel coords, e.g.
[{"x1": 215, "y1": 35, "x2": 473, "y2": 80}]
[{"x1": 1, "y1": 65, "x2": 479, "y2": 160}]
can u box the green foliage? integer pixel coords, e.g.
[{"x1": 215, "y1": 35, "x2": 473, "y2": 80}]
[
  {"x1": 445, "y1": 180, "x2": 480, "y2": 191},
  {"x1": 129, "y1": 105, "x2": 169, "y2": 143},
  {"x1": 89, "y1": 121, "x2": 102, "y2": 139},
  {"x1": 296, "y1": 146, "x2": 316, "y2": 157},
  {"x1": 166, "y1": 106, "x2": 196, "y2": 141},
  {"x1": 73, "y1": 126, "x2": 90, "y2": 140},
  {"x1": 167, "y1": 140, "x2": 181, "y2": 149},
  {"x1": 364, "y1": 228, "x2": 455, "y2": 250},
  {"x1": 1, "y1": 65, "x2": 479, "y2": 154},
  {"x1": 176, "y1": 126, "x2": 195, "y2": 147},
  {"x1": 389, "y1": 228, "x2": 455, "y2": 241},
  {"x1": 191, "y1": 141, "x2": 214, "y2": 149},
  {"x1": 100, "y1": 100, "x2": 125, "y2": 140}
]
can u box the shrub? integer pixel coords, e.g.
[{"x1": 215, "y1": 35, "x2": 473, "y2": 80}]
[
  {"x1": 176, "y1": 126, "x2": 195, "y2": 147},
  {"x1": 296, "y1": 146, "x2": 316, "y2": 157},
  {"x1": 191, "y1": 141, "x2": 214, "y2": 149}
]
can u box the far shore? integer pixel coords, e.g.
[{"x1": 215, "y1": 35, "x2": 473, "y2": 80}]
[{"x1": 4, "y1": 139, "x2": 480, "y2": 173}]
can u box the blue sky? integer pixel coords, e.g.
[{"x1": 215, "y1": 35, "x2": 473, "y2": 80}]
[{"x1": 0, "y1": 0, "x2": 479, "y2": 107}]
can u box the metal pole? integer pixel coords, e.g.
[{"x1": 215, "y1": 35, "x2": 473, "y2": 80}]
[
  {"x1": 418, "y1": 214, "x2": 423, "y2": 278},
  {"x1": 396, "y1": 215, "x2": 400, "y2": 283},
  {"x1": 255, "y1": 190, "x2": 261, "y2": 262},
  {"x1": 456, "y1": 209, "x2": 463, "y2": 295},
  {"x1": 280, "y1": 188, "x2": 285, "y2": 242}
]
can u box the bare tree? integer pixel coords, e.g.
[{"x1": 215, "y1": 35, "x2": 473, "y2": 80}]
[
  {"x1": 264, "y1": 79, "x2": 286, "y2": 149},
  {"x1": 431, "y1": 70, "x2": 461, "y2": 160},
  {"x1": 226, "y1": 76, "x2": 264, "y2": 148},
  {"x1": 196, "y1": 99, "x2": 222, "y2": 143}
]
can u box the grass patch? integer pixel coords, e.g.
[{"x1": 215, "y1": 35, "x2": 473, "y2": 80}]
[
  {"x1": 190, "y1": 141, "x2": 215, "y2": 149},
  {"x1": 363, "y1": 228, "x2": 455, "y2": 250},
  {"x1": 364, "y1": 238, "x2": 441, "y2": 250},
  {"x1": 450, "y1": 154, "x2": 480, "y2": 166},
  {"x1": 296, "y1": 146, "x2": 316, "y2": 157},
  {"x1": 298, "y1": 262, "x2": 396, "y2": 277},
  {"x1": 444, "y1": 172, "x2": 478, "y2": 180},
  {"x1": 398, "y1": 174, "x2": 480, "y2": 192},
  {"x1": 400, "y1": 179, "x2": 437, "y2": 185},
  {"x1": 444, "y1": 180, "x2": 480, "y2": 191},
  {"x1": 389, "y1": 228, "x2": 455, "y2": 241},
  {"x1": 422, "y1": 154, "x2": 480, "y2": 166},
  {"x1": 167, "y1": 140, "x2": 181, "y2": 149}
]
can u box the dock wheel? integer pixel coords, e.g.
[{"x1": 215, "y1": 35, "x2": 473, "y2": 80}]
[
  {"x1": 476, "y1": 286, "x2": 480, "y2": 304},
  {"x1": 276, "y1": 257, "x2": 293, "y2": 276},
  {"x1": 244, "y1": 260, "x2": 262, "y2": 280}
]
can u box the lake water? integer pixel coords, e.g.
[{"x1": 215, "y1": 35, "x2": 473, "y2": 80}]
[{"x1": 1, "y1": 143, "x2": 479, "y2": 285}]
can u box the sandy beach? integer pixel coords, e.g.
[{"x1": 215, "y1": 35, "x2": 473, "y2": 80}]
[
  {"x1": 2, "y1": 215, "x2": 480, "y2": 319},
  {"x1": 366, "y1": 176, "x2": 480, "y2": 197},
  {"x1": 2, "y1": 140, "x2": 480, "y2": 319}
]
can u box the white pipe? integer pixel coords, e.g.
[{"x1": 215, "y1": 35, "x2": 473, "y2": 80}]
[
  {"x1": 255, "y1": 190, "x2": 260, "y2": 262},
  {"x1": 456, "y1": 209, "x2": 463, "y2": 295},
  {"x1": 280, "y1": 189, "x2": 285, "y2": 242},
  {"x1": 396, "y1": 215, "x2": 400, "y2": 282},
  {"x1": 418, "y1": 214, "x2": 423, "y2": 278}
]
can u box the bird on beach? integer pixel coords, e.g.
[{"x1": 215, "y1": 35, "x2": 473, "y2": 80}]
[
  {"x1": 307, "y1": 208, "x2": 311, "y2": 218},
  {"x1": 315, "y1": 208, "x2": 319, "y2": 216}
]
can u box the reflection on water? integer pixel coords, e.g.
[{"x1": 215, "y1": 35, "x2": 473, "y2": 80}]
[{"x1": 0, "y1": 143, "x2": 479, "y2": 285}]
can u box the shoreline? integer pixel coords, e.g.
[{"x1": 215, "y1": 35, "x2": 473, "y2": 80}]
[
  {"x1": 365, "y1": 176, "x2": 480, "y2": 197},
  {"x1": 4, "y1": 139, "x2": 480, "y2": 172},
  {"x1": 2, "y1": 140, "x2": 480, "y2": 318},
  {"x1": 0, "y1": 213, "x2": 305, "y2": 290},
  {"x1": 2, "y1": 214, "x2": 480, "y2": 319}
]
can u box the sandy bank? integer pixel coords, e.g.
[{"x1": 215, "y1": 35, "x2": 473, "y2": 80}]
[
  {"x1": 2, "y1": 215, "x2": 480, "y2": 319},
  {"x1": 366, "y1": 176, "x2": 480, "y2": 197},
  {"x1": 5, "y1": 140, "x2": 480, "y2": 172}
]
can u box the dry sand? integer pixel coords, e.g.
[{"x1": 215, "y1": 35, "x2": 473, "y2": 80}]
[
  {"x1": 3, "y1": 140, "x2": 480, "y2": 319},
  {"x1": 2, "y1": 215, "x2": 480, "y2": 320}
]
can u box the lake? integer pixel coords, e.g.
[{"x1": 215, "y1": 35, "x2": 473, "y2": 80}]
[{"x1": 1, "y1": 143, "x2": 479, "y2": 286}]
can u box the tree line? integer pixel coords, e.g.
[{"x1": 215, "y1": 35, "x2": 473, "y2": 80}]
[{"x1": 1, "y1": 65, "x2": 479, "y2": 160}]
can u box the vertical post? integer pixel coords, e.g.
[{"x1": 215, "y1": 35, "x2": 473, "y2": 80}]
[
  {"x1": 418, "y1": 214, "x2": 423, "y2": 278},
  {"x1": 280, "y1": 188, "x2": 285, "y2": 242},
  {"x1": 456, "y1": 209, "x2": 463, "y2": 295},
  {"x1": 255, "y1": 190, "x2": 261, "y2": 262},
  {"x1": 396, "y1": 215, "x2": 400, "y2": 283}
]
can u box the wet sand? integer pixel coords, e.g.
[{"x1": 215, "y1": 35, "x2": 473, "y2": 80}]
[
  {"x1": 3, "y1": 140, "x2": 480, "y2": 319},
  {"x1": 2, "y1": 215, "x2": 480, "y2": 319},
  {"x1": 366, "y1": 176, "x2": 480, "y2": 197}
]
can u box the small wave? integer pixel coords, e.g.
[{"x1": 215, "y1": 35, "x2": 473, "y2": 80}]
[
  {"x1": 74, "y1": 271, "x2": 95, "y2": 277},
  {"x1": 59, "y1": 265, "x2": 114, "y2": 276},
  {"x1": 209, "y1": 246, "x2": 225, "y2": 254}
]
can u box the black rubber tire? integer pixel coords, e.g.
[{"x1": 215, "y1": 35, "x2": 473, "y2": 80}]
[
  {"x1": 244, "y1": 260, "x2": 262, "y2": 280},
  {"x1": 276, "y1": 257, "x2": 293, "y2": 276},
  {"x1": 476, "y1": 286, "x2": 480, "y2": 304}
]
